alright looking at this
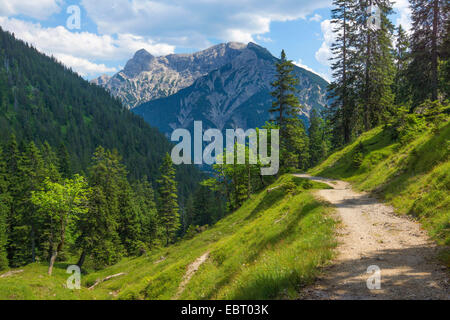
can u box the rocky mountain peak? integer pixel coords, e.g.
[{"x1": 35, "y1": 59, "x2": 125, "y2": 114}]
[{"x1": 123, "y1": 48, "x2": 155, "y2": 78}]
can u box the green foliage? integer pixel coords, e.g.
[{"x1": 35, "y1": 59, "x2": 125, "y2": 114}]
[
  {"x1": 31, "y1": 175, "x2": 90, "y2": 275},
  {"x1": 157, "y1": 154, "x2": 180, "y2": 246},
  {"x1": 310, "y1": 112, "x2": 450, "y2": 261},
  {"x1": 0, "y1": 146, "x2": 9, "y2": 270},
  {"x1": 408, "y1": 0, "x2": 447, "y2": 105},
  {"x1": 393, "y1": 25, "x2": 412, "y2": 106},
  {"x1": 351, "y1": 142, "x2": 365, "y2": 168},
  {"x1": 270, "y1": 50, "x2": 309, "y2": 170},
  {"x1": 308, "y1": 109, "x2": 330, "y2": 167}
]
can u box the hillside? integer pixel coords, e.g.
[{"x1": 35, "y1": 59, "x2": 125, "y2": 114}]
[
  {"x1": 0, "y1": 175, "x2": 336, "y2": 300},
  {"x1": 309, "y1": 116, "x2": 450, "y2": 262},
  {"x1": 0, "y1": 27, "x2": 203, "y2": 197}
]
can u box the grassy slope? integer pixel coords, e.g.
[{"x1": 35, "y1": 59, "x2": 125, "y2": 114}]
[
  {"x1": 309, "y1": 121, "x2": 450, "y2": 263},
  {"x1": 0, "y1": 175, "x2": 336, "y2": 300}
]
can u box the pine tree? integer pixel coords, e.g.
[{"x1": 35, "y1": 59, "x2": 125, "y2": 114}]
[
  {"x1": 76, "y1": 147, "x2": 123, "y2": 269},
  {"x1": 308, "y1": 110, "x2": 329, "y2": 167},
  {"x1": 57, "y1": 143, "x2": 71, "y2": 179},
  {"x1": 41, "y1": 142, "x2": 61, "y2": 182},
  {"x1": 408, "y1": 0, "x2": 447, "y2": 105},
  {"x1": 441, "y1": 12, "x2": 450, "y2": 100},
  {"x1": 328, "y1": 0, "x2": 358, "y2": 145},
  {"x1": 0, "y1": 146, "x2": 9, "y2": 270},
  {"x1": 157, "y1": 153, "x2": 180, "y2": 246},
  {"x1": 134, "y1": 178, "x2": 159, "y2": 248},
  {"x1": 393, "y1": 25, "x2": 412, "y2": 106},
  {"x1": 8, "y1": 141, "x2": 46, "y2": 266},
  {"x1": 356, "y1": 0, "x2": 395, "y2": 130},
  {"x1": 270, "y1": 50, "x2": 307, "y2": 169}
]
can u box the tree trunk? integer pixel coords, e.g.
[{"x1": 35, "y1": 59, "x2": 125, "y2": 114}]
[
  {"x1": 48, "y1": 249, "x2": 58, "y2": 276},
  {"x1": 31, "y1": 227, "x2": 36, "y2": 263},
  {"x1": 77, "y1": 250, "x2": 86, "y2": 268},
  {"x1": 431, "y1": 0, "x2": 439, "y2": 101}
]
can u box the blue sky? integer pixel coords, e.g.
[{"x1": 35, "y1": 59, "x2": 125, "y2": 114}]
[{"x1": 0, "y1": 0, "x2": 411, "y2": 81}]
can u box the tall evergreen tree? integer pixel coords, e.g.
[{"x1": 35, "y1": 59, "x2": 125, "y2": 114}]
[
  {"x1": 270, "y1": 50, "x2": 308, "y2": 169},
  {"x1": 356, "y1": 0, "x2": 395, "y2": 130},
  {"x1": 328, "y1": 0, "x2": 358, "y2": 145},
  {"x1": 308, "y1": 110, "x2": 329, "y2": 167},
  {"x1": 408, "y1": 0, "x2": 447, "y2": 105},
  {"x1": 57, "y1": 143, "x2": 71, "y2": 179},
  {"x1": 134, "y1": 178, "x2": 159, "y2": 248},
  {"x1": 8, "y1": 141, "x2": 46, "y2": 266},
  {"x1": 76, "y1": 147, "x2": 123, "y2": 269},
  {"x1": 157, "y1": 153, "x2": 180, "y2": 246},
  {"x1": 393, "y1": 25, "x2": 412, "y2": 106},
  {"x1": 441, "y1": 10, "x2": 450, "y2": 100},
  {"x1": 0, "y1": 146, "x2": 9, "y2": 270}
]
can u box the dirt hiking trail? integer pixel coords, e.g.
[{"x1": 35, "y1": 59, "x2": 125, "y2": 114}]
[
  {"x1": 295, "y1": 174, "x2": 449, "y2": 300},
  {"x1": 173, "y1": 251, "x2": 210, "y2": 299}
]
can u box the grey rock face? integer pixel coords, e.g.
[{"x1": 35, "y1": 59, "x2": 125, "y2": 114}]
[
  {"x1": 92, "y1": 42, "x2": 249, "y2": 109},
  {"x1": 132, "y1": 43, "x2": 329, "y2": 136}
]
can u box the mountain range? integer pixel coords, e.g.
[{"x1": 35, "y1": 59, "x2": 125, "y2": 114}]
[{"x1": 93, "y1": 42, "x2": 329, "y2": 135}]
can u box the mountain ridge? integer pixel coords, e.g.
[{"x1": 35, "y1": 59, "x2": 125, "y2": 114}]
[
  {"x1": 92, "y1": 42, "x2": 252, "y2": 109},
  {"x1": 131, "y1": 43, "x2": 329, "y2": 135}
]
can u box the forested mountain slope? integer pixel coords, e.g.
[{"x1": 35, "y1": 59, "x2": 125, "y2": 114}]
[{"x1": 0, "y1": 28, "x2": 203, "y2": 196}]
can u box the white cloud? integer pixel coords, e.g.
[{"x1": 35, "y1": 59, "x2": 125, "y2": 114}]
[
  {"x1": 81, "y1": 0, "x2": 332, "y2": 48},
  {"x1": 0, "y1": 17, "x2": 175, "y2": 61},
  {"x1": 392, "y1": 0, "x2": 412, "y2": 32},
  {"x1": 0, "y1": 0, "x2": 63, "y2": 20},
  {"x1": 309, "y1": 14, "x2": 322, "y2": 22},
  {"x1": 315, "y1": 19, "x2": 334, "y2": 66},
  {"x1": 0, "y1": 16, "x2": 177, "y2": 77},
  {"x1": 54, "y1": 53, "x2": 117, "y2": 77}
]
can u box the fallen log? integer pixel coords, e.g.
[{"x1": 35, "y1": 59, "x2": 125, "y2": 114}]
[
  {"x1": 267, "y1": 185, "x2": 283, "y2": 193},
  {"x1": 88, "y1": 272, "x2": 127, "y2": 290},
  {"x1": 0, "y1": 270, "x2": 24, "y2": 278}
]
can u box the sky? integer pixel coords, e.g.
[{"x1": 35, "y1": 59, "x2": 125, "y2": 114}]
[{"x1": 0, "y1": 0, "x2": 412, "y2": 81}]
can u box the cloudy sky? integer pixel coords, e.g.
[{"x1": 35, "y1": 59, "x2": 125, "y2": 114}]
[{"x1": 0, "y1": 0, "x2": 411, "y2": 81}]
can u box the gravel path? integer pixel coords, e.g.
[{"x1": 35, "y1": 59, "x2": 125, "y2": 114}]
[{"x1": 295, "y1": 174, "x2": 449, "y2": 300}]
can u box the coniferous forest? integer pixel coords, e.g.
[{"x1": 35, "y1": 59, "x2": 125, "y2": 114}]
[{"x1": 0, "y1": 28, "x2": 226, "y2": 271}]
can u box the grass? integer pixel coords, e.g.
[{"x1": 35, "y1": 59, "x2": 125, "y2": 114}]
[
  {"x1": 0, "y1": 175, "x2": 336, "y2": 300},
  {"x1": 309, "y1": 120, "x2": 450, "y2": 264}
]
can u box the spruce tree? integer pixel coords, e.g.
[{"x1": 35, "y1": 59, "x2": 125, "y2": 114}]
[
  {"x1": 0, "y1": 146, "x2": 9, "y2": 270},
  {"x1": 328, "y1": 0, "x2": 358, "y2": 145},
  {"x1": 308, "y1": 110, "x2": 329, "y2": 167},
  {"x1": 76, "y1": 147, "x2": 123, "y2": 269},
  {"x1": 8, "y1": 141, "x2": 46, "y2": 266},
  {"x1": 356, "y1": 0, "x2": 395, "y2": 130},
  {"x1": 408, "y1": 0, "x2": 447, "y2": 105},
  {"x1": 393, "y1": 25, "x2": 412, "y2": 106},
  {"x1": 134, "y1": 178, "x2": 159, "y2": 247},
  {"x1": 157, "y1": 153, "x2": 180, "y2": 246},
  {"x1": 270, "y1": 50, "x2": 307, "y2": 169},
  {"x1": 57, "y1": 143, "x2": 71, "y2": 179}
]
